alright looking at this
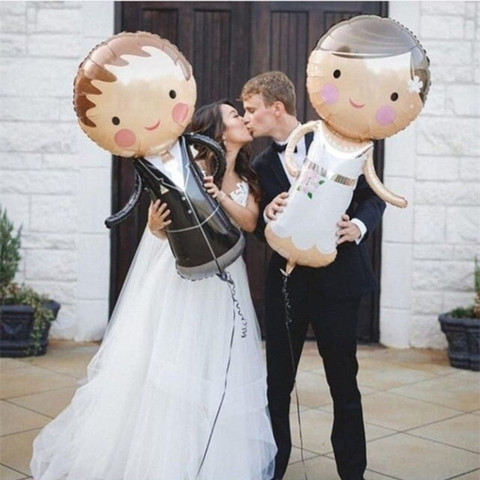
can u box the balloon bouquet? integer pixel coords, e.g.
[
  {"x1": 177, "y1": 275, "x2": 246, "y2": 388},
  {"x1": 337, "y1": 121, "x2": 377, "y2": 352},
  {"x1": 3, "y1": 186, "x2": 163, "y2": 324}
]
[
  {"x1": 74, "y1": 31, "x2": 244, "y2": 280},
  {"x1": 265, "y1": 15, "x2": 431, "y2": 274}
]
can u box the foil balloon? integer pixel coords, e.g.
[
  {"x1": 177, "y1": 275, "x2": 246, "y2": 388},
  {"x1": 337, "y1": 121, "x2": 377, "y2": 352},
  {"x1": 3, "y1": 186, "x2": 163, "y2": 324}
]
[
  {"x1": 73, "y1": 31, "x2": 244, "y2": 280},
  {"x1": 265, "y1": 15, "x2": 431, "y2": 273}
]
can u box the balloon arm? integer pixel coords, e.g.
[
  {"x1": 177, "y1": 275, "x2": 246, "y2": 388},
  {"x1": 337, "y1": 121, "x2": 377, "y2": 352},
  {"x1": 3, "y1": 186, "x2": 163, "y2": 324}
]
[
  {"x1": 184, "y1": 133, "x2": 225, "y2": 177},
  {"x1": 104, "y1": 170, "x2": 143, "y2": 228},
  {"x1": 363, "y1": 151, "x2": 408, "y2": 208},
  {"x1": 285, "y1": 121, "x2": 318, "y2": 177}
]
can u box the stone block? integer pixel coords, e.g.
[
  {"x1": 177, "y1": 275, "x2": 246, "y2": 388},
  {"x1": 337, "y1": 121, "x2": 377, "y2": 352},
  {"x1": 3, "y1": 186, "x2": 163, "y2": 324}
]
[
  {"x1": 0, "y1": 33, "x2": 27, "y2": 55},
  {"x1": 30, "y1": 195, "x2": 77, "y2": 233},
  {"x1": 0, "y1": 13, "x2": 26, "y2": 33},
  {"x1": 50, "y1": 303, "x2": 77, "y2": 340},
  {"x1": 412, "y1": 291, "x2": 443, "y2": 315},
  {"x1": 77, "y1": 234, "x2": 109, "y2": 299},
  {"x1": 421, "y1": 15, "x2": 464, "y2": 39},
  {"x1": 432, "y1": 65, "x2": 473, "y2": 83},
  {"x1": 0, "y1": 152, "x2": 42, "y2": 170},
  {"x1": 413, "y1": 245, "x2": 454, "y2": 260},
  {"x1": 59, "y1": 98, "x2": 78, "y2": 122},
  {"x1": 42, "y1": 153, "x2": 79, "y2": 170},
  {"x1": 446, "y1": 85, "x2": 480, "y2": 116},
  {"x1": 0, "y1": 97, "x2": 59, "y2": 122},
  {"x1": 381, "y1": 243, "x2": 412, "y2": 309},
  {"x1": 417, "y1": 117, "x2": 480, "y2": 156},
  {"x1": 416, "y1": 182, "x2": 479, "y2": 206},
  {"x1": 74, "y1": 300, "x2": 108, "y2": 341},
  {"x1": 422, "y1": 2, "x2": 465, "y2": 16},
  {"x1": 421, "y1": 84, "x2": 446, "y2": 117},
  {"x1": 1, "y1": 170, "x2": 77, "y2": 195},
  {"x1": 379, "y1": 307, "x2": 411, "y2": 349},
  {"x1": 452, "y1": 244, "x2": 480, "y2": 261},
  {"x1": 382, "y1": 178, "x2": 414, "y2": 243},
  {"x1": 22, "y1": 232, "x2": 77, "y2": 250},
  {"x1": 446, "y1": 207, "x2": 480, "y2": 243},
  {"x1": 465, "y1": 19, "x2": 475, "y2": 39},
  {"x1": 28, "y1": 33, "x2": 82, "y2": 58},
  {"x1": 28, "y1": 280, "x2": 76, "y2": 306},
  {"x1": 384, "y1": 127, "x2": 415, "y2": 177},
  {"x1": 0, "y1": 122, "x2": 77, "y2": 154},
  {"x1": 78, "y1": 167, "x2": 111, "y2": 233},
  {"x1": 0, "y1": 3, "x2": 27, "y2": 15},
  {"x1": 413, "y1": 205, "x2": 446, "y2": 243},
  {"x1": 31, "y1": 7, "x2": 81, "y2": 34},
  {"x1": 425, "y1": 40, "x2": 472, "y2": 66},
  {"x1": 412, "y1": 260, "x2": 475, "y2": 291},
  {"x1": 416, "y1": 156, "x2": 459, "y2": 181},
  {"x1": 0, "y1": 57, "x2": 80, "y2": 97},
  {"x1": 443, "y1": 291, "x2": 476, "y2": 313},
  {"x1": 0, "y1": 194, "x2": 29, "y2": 230},
  {"x1": 460, "y1": 157, "x2": 480, "y2": 182},
  {"x1": 25, "y1": 249, "x2": 77, "y2": 281},
  {"x1": 410, "y1": 315, "x2": 447, "y2": 349},
  {"x1": 81, "y1": 1, "x2": 114, "y2": 37}
]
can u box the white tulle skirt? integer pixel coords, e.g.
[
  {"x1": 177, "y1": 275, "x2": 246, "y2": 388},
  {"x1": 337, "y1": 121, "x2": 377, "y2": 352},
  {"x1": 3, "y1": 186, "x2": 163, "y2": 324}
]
[{"x1": 31, "y1": 229, "x2": 276, "y2": 480}]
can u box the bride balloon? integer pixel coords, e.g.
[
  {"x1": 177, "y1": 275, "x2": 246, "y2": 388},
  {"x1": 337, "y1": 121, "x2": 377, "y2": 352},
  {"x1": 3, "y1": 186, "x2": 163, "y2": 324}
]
[{"x1": 265, "y1": 15, "x2": 431, "y2": 273}]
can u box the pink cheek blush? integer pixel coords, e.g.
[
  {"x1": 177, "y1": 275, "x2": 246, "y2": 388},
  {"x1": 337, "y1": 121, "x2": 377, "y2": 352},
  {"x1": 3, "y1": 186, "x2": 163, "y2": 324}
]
[
  {"x1": 172, "y1": 103, "x2": 189, "y2": 124},
  {"x1": 114, "y1": 129, "x2": 137, "y2": 148},
  {"x1": 320, "y1": 83, "x2": 339, "y2": 105},
  {"x1": 376, "y1": 106, "x2": 396, "y2": 126}
]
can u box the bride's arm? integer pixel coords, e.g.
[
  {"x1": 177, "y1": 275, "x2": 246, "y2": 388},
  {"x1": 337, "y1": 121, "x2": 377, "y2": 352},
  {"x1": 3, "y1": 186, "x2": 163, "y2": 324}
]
[
  {"x1": 217, "y1": 192, "x2": 259, "y2": 232},
  {"x1": 203, "y1": 176, "x2": 259, "y2": 232}
]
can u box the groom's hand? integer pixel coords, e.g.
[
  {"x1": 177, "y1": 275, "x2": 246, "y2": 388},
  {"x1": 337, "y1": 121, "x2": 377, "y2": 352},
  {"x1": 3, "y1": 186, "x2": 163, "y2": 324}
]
[
  {"x1": 336, "y1": 214, "x2": 361, "y2": 244},
  {"x1": 265, "y1": 192, "x2": 289, "y2": 221}
]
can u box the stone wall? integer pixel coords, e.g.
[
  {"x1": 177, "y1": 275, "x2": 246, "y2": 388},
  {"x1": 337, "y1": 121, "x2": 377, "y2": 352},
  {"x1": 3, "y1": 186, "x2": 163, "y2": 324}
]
[
  {"x1": 382, "y1": 1, "x2": 480, "y2": 348},
  {"x1": 0, "y1": 1, "x2": 114, "y2": 340}
]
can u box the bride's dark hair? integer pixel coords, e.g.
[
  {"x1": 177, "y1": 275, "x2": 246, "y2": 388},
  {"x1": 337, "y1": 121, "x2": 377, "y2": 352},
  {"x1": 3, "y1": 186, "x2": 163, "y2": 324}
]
[{"x1": 188, "y1": 100, "x2": 261, "y2": 201}]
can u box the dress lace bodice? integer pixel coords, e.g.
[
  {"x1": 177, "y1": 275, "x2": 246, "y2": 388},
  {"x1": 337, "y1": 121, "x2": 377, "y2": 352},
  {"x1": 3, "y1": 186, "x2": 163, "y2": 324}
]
[{"x1": 229, "y1": 180, "x2": 249, "y2": 207}]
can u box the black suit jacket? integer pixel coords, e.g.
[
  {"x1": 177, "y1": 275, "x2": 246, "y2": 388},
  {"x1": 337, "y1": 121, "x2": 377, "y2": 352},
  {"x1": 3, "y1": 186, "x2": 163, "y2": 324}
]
[{"x1": 252, "y1": 132, "x2": 386, "y2": 299}]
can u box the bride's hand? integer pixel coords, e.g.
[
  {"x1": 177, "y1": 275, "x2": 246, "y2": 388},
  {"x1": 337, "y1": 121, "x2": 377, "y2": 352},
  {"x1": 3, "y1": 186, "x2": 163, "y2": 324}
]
[
  {"x1": 148, "y1": 200, "x2": 171, "y2": 237},
  {"x1": 203, "y1": 176, "x2": 227, "y2": 201}
]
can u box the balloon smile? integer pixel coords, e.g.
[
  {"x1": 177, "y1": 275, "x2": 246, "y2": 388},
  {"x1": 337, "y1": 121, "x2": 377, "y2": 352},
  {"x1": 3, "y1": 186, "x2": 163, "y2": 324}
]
[
  {"x1": 349, "y1": 98, "x2": 366, "y2": 109},
  {"x1": 145, "y1": 120, "x2": 161, "y2": 131}
]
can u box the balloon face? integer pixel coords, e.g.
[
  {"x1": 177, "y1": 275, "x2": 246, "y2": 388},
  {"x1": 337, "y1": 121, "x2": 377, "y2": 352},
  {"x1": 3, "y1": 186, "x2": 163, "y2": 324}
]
[
  {"x1": 74, "y1": 32, "x2": 197, "y2": 157},
  {"x1": 306, "y1": 15, "x2": 430, "y2": 140}
]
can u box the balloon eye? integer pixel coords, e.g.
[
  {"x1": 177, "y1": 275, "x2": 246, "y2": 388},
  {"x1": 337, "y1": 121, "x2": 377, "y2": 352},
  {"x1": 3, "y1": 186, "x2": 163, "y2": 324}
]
[
  {"x1": 169, "y1": 90, "x2": 177, "y2": 99},
  {"x1": 390, "y1": 92, "x2": 399, "y2": 102},
  {"x1": 333, "y1": 70, "x2": 341, "y2": 79},
  {"x1": 112, "y1": 116, "x2": 120, "y2": 125}
]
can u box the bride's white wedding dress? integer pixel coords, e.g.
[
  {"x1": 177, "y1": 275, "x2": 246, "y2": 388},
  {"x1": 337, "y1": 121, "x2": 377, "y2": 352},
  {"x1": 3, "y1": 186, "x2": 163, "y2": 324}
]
[{"x1": 31, "y1": 180, "x2": 276, "y2": 480}]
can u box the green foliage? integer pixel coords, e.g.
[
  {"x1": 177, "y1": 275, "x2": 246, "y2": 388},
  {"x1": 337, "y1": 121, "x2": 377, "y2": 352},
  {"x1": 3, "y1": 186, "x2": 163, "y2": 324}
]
[
  {"x1": 0, "y1": 206, "x2": 22, "y2": 290},
  {"x1": 0, "y1": 206, "x2": 56, "y2": 355},
  {"x1": 449, "y1": 306, "x2": 476, "y2": 319}
]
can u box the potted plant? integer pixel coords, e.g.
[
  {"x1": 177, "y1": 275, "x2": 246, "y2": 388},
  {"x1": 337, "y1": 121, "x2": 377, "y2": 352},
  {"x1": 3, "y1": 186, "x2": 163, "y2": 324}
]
[
  {"x1": 0, "y1": 206, "x2": 60, "y2": 357},
  {"x1": 438, "y1": 258, "x2": 480, "y2": 371}
]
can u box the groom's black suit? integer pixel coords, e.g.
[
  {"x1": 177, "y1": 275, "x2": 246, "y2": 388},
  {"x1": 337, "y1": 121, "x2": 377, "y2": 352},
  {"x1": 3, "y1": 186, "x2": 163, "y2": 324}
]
[{"x1": 252, "y1": 132, "x2": 386, "y2": 480}]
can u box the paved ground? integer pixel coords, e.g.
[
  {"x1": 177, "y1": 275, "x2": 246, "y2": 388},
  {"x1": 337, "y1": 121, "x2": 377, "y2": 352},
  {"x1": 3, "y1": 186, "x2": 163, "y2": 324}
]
[{"x1": 1, "y1": 340, "x2": 479, "y2": 480}]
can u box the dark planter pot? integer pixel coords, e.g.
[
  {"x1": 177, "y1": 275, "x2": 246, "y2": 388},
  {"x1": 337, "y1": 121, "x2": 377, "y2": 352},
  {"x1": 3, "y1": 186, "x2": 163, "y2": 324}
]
[
  {"x1": 0, "y1": 300, "x2": 61, "y2": 358},
  {"x1": 439, "y1": 313, "x2": 480, "y2": 371}
]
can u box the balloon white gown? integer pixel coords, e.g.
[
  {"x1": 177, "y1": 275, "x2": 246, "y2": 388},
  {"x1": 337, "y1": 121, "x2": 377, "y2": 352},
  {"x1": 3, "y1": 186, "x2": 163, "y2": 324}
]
[{"x1": 31, "y1": 181, "x2": 276, "y2": 480}]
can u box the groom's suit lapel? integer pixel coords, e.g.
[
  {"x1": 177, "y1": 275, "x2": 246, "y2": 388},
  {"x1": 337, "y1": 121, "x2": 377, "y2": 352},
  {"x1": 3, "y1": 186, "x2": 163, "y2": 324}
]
[{"x1": 267, "y1": 131, "x2": 315, "y2": 191}]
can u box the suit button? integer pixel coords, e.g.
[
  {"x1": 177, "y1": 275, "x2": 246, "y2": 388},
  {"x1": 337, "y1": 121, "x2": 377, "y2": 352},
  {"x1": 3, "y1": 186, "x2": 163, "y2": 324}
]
[
  {"x1": 181, "y1": 196, "x2": 186, "y2": 201},
  {"x1": 187, "y1": 209, "x2": 192, "y2": 214}
]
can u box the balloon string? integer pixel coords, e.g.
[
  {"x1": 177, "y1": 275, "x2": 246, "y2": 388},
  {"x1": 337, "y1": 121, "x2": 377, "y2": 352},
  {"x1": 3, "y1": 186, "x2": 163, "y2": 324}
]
[
  {"x1": 281, "y1": 271, "x2": 309, "y2": 480},
  {"x1": 195, "y1": 271, "x2": 245, "y2": 479}
]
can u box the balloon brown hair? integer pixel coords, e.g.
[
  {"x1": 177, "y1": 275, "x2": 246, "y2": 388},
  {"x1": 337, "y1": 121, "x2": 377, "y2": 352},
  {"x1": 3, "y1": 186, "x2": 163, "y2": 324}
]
[{"x1": 74, "y1": 31, "x2": 193, "y2": 128}]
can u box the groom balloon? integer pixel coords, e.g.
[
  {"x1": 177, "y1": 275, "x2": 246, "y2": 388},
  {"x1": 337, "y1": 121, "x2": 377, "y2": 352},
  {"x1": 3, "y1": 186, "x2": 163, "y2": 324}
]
[{"x1": 265, "y1": 15, "x2": 431, "y2": 273}]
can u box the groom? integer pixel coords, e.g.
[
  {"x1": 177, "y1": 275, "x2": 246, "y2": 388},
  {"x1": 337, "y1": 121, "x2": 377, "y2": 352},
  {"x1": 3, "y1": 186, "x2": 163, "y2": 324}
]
[{"x1": 241, "y1": 71, "x2": 386, "y2": 480}]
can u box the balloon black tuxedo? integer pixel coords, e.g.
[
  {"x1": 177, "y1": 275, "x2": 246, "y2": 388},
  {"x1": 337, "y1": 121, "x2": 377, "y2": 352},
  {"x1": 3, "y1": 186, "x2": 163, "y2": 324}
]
[{"x1": 253, "y1": 132, "x2": 386, "y2": 480}]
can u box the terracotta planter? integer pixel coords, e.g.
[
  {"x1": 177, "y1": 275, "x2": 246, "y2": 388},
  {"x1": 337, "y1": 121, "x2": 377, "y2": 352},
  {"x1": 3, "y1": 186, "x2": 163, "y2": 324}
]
[
  {"x1": 438, "y1": 313, "x2": 480, "y2": 371},
  {"x1": 0, "y1": 300, "x2": 60, "y2": 357}
]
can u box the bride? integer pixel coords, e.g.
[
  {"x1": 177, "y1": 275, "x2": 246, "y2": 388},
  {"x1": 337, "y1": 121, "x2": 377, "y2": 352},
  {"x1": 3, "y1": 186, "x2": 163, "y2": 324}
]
[{"x1": 31, "y1": 101, "x2": 277, "y2": 480}]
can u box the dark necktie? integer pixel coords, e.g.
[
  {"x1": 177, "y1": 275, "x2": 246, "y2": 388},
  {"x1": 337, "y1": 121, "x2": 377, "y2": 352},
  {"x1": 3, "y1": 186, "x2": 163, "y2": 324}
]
[{"x1": 271, "y1": 142, "x2": 297, "y2": 153}]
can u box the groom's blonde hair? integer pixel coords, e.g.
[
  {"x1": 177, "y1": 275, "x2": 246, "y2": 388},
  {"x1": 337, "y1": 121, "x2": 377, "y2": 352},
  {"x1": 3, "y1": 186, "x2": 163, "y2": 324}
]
[{"x1": 241, "y1": 71, "x2": 296, "y2": 116}]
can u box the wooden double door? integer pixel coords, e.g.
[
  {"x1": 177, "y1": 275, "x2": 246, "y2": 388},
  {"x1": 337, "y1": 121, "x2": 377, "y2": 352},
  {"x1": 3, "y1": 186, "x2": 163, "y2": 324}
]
[{"x1": 111, "y1": 1, "x2": 388, "y2": 342}]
